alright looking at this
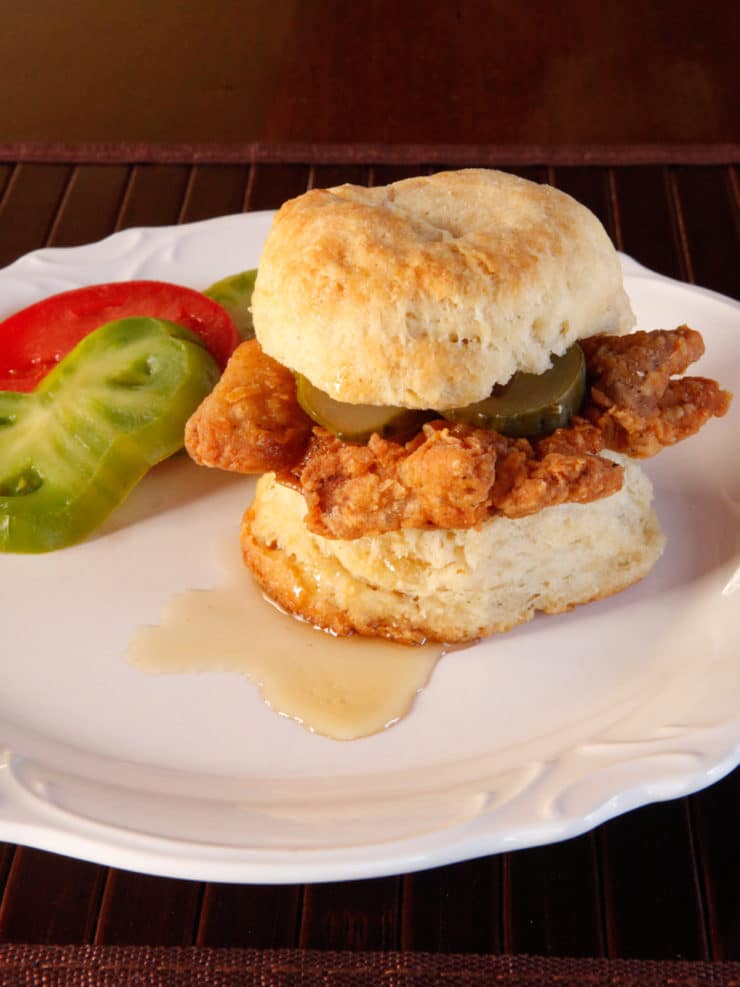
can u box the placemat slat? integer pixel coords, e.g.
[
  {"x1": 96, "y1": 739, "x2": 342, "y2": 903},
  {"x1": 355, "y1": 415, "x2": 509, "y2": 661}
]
[
  {"x1": 690, "y1": 770, "x2": 740, "y2": 960},
  {"x1": 613, "y1": 166, "x2": 685, "y2": 280},
  {"x1": 195, "y1": 884, "x2": 303, "y2": 949},
  {"x1": 115, "y1": 164, "x2": 191, "y2": 232},
  {"x1": 45, "y1": 164, "x2": 131, "y2": 249},
  {"x1": 246, "y1": 164, "x2": 311, "y2": 212},
  {"x1": 0, "y1": 847, "x2": 13, "y2": 905},
  {"x1": 177, "y1": 165, "x2": 251, "y2": 225},
  {"x1": 0, "y1": 164, "x2": 15, "y2": 204},
  {"x1": 599, "y1": 799, "x2": 708, "y2": 959},
  {"x1": 503, "y1": 835, "x2": 605, "y2": 957},
  {"x1": 0, "y1": 163, "x2": 73, "y2": 268},
  {"x1": 93, "y1": 870, "x2": 202, "y2": 947},
  {"x1": 308, "y1": 164, "x2": 371, "y2": 191},
  {"x1": 671, "y1": 166, "x2": 739, "y2": 297},
  {"x1": 370, "y1": 164, "x2": 430, "y2": 186},
  {"x1": 299, "y1": 877, "x2": 400, "y2": 950},
  {"x1": 550, "y1": 166, "x2": 611, "y2": 231},
  {"x1": 0, "y1": 849, "x2": 105, "y2": 945},
  {"x1": 401, "y1": 859, "x2": 503, "y2": 953}
]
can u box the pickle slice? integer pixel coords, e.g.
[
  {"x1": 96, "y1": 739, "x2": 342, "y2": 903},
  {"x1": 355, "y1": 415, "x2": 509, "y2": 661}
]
[
  {"x1": 296, "y1": 376, "x2": 429, "y2": 443},
  {"x1": 444, "y1": 344, "x2": 586, "y2": 437}
]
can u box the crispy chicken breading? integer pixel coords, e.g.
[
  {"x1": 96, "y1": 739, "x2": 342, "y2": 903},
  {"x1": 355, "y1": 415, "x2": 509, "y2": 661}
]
[
  {"x1": 185, "y1": 340, "x2": 312, "y2": 473},
  {"x1": 580, "y1": 327, "x2": 732, "y2": 457},
  {"x1": 295, "y1": 420, "x2": 623, "y2": 539},
  {"x1": 185, "y1": 327, "x2": 731, "y2": 538}
]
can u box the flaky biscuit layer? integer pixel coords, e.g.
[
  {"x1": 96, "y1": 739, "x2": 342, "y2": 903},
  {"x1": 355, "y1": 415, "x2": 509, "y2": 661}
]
[
  {"x1": 252, "y1": 169, "x2": 634, "y2": 409},
  {"x1": 241, "y1": 457, "x2": 664, "y2": 645}
]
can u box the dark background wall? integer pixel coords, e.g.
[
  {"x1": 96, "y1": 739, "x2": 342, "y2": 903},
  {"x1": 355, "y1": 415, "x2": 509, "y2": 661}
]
[{"x1": 1, "y1": 0, "x2": 737, "y2": 145}]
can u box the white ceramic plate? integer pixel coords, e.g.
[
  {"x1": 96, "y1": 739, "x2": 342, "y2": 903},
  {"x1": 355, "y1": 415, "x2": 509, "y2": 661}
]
[{"x1": 1, "y1": 213, "x2": 738, "y2": 884}]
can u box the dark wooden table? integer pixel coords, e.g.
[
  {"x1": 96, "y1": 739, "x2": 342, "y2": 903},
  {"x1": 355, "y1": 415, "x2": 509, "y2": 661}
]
[{"x1": 0, "y1": 153, "x2": 738, "y2": 985}]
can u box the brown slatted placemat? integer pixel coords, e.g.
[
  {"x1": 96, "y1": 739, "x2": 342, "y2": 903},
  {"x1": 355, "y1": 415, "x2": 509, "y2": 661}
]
[
  {"x1": 1, "y1": 141, "x2": 739, "y2": 165},
  {"x1": 1, "y1": 947, "x2": 739, "y2": 987},
  {"x1": 0, "y1": 155, "x2": 737, "y2": 969}
]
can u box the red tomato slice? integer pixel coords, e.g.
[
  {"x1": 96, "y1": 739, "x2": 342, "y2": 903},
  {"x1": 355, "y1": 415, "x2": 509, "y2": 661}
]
[{"x1": 0, "y1": 280, "x2": 240, "y2": 391}]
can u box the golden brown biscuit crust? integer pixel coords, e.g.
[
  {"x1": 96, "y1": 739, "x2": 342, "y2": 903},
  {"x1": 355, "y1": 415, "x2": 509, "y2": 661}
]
[{"x1": 251, "y1": 169, "x2": 634, "y2": 408}]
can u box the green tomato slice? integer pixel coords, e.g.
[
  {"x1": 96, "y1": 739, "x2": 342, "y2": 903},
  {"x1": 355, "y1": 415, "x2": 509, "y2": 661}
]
[
  {"x1": 0, "y1": 316, "x2": 219, "y2": 553},
  {"x1": 203, "y1": 269, "x2": 257, "y2": 340},
  {"x1": 444, "y1": 344, "x2": 586, "y2": 437}
]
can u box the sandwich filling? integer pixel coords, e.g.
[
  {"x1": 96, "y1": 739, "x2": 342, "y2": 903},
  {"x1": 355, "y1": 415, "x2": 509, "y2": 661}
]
[{"x1": 185, "y1": 325, "x2": 730, "y2": 540}]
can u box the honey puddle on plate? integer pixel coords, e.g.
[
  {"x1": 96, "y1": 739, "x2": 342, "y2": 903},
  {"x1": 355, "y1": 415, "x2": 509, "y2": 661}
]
[{"x1": 127, "y1": 548, "x2": 444, "y2": 740}]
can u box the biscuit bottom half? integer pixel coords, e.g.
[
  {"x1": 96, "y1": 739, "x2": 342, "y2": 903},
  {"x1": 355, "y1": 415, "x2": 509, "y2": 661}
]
[{"x1": 241, "y1": 456, "x2": 665, "y2": 645}]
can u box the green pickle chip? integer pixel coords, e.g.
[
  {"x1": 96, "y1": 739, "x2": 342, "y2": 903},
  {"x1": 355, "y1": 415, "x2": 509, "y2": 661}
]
[
  {"x1": 294, "y1": 344, "x2": 586, "y2": 444},
  {"x1": 295, "y1": 375, "x2": 431, "y2": 443},
  {"x1": 444, "y1": 344, "x2": 586, "y2": 437}
]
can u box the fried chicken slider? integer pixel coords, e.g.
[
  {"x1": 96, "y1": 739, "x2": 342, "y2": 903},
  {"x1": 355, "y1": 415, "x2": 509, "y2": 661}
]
[{"x1": 186, "y1": 169, "x2": 731, "y2": 644}]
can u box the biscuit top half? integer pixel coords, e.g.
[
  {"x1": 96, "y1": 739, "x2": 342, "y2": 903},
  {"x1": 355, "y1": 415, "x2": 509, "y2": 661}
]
[{"x1": 251, "y1": 168, "x2": 634, "y2": 409}]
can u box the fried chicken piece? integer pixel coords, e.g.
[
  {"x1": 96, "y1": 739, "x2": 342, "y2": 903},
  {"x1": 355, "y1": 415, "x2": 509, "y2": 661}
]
[
  {"x1": 185, "y1": 340, "x2": 312, "y2": 472},
  {"x1": 186, "y1": 327, "x2": 729, "y2": 478},
  {"x1": 581, "y1": 327, "x2": 732, "y2": 457},
  {"x1": 298, "y1": 420, "x2": 623, "y2": 539},
  {"x1": 185, "y1": 326, "x2": 729, "y2": 539}
]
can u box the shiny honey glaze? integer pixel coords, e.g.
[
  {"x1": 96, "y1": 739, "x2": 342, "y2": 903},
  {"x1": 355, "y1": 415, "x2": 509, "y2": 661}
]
[{"x1": 127, "y1": 547, "x2": 444, "y2": 740}]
